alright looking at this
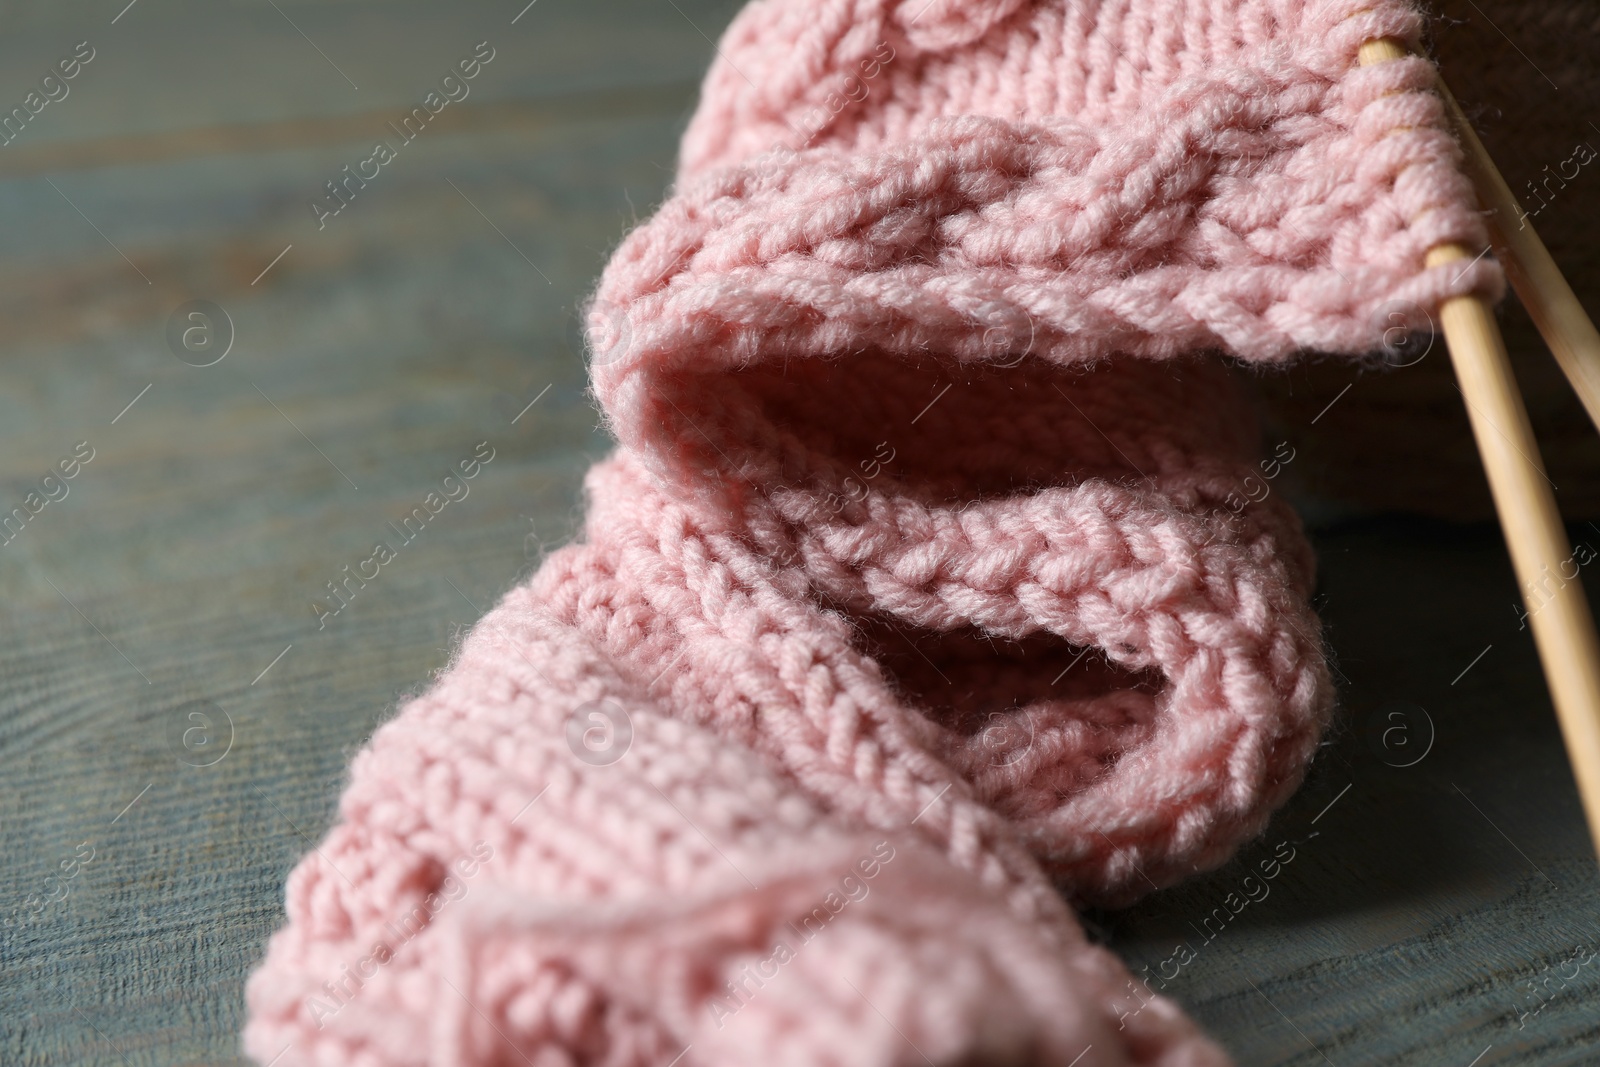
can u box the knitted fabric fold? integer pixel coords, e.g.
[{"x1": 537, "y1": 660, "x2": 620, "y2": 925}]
[
  {"x1": 244, "y1": 591, "x2": 1233, "y2": 1065},
  {"x1": 246, "y1": 1, "x2": 1493, "y2": 1063},
  {"x1": 243, "y1": 362, "x2": 1323, "y2": 1064}
]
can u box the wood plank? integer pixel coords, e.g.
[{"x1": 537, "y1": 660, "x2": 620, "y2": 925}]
[{"x1": 1, "y1": 2, "x2": 1598, "y2": 1066}]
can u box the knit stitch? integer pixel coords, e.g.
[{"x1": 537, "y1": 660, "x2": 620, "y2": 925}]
[{"x1": 245, "y1": 1, "x2": 1492, "y2": 1063}]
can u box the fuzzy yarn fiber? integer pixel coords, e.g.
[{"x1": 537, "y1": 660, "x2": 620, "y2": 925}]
[{"x1": 244, "y1": 1, "x2": 1500, "y2": 1064}]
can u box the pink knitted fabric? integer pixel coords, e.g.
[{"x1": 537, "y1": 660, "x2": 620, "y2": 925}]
[{"x1": 245, "y1": 2, "x2": 1498, "y2": 1064}]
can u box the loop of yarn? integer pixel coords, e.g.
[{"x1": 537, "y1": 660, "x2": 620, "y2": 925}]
[
  {"x1": 890, "y1": 0, "x2": 1033, "y2": 51},
  {"x1": 543, "y1": 437, "x2": 1330, "y2": 904}
]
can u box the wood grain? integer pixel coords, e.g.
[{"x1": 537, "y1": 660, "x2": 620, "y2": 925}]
[{"x1": 1, "y1": 3, "x2": 1597, "y2": 1066}]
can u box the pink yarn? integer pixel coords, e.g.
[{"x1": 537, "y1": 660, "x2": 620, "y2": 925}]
[
  {"x1": 246, "y1": 2, "x2": 1497, "y2": 1063},
  {"x1": 670, "y1": 0, "x2": 1500, "y2": 361}
]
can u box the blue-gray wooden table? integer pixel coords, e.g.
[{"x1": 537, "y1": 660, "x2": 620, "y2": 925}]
[{"x1": 1, "y1": 2, "x2": 1597, "y2": 1065}]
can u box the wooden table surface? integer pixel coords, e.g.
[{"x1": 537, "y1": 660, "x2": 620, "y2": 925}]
[{"x1": 1, "y1": 2, "x2": 1597, "y2": 1065}]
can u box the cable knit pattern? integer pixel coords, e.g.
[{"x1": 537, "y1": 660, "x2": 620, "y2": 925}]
[
  {"x1": 244, "y1": 1, "x2": 1489, "y2": 1063},
  {"x1": 664, "y1": 0, "x2": 1500, "y2": 369}
]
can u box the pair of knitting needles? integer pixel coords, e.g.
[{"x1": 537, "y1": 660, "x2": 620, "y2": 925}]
[{"x1": 1359, "y1": 39, "x2": 1600, "y2": 860}]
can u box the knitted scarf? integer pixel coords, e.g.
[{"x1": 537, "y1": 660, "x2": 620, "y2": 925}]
[{"x1": 244, "y1": 1, "x2": 1500, "y2": 1063}]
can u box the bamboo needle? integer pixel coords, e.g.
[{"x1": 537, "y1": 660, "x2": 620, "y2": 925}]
[
  {"x1": 1360, "y1": 38, "x2": 1600, "y2": 861},
  {"x1": 1433, "y1": 78, "x2": 1600, "y2": 436}
]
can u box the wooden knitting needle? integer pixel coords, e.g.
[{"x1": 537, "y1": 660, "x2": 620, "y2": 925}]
[
  {"x1": 1360, "y1": 38, "x2": 1600, "y2": 862},
  {"x1": 1432, "y1": 76, "x2": 1600, "y2": 436}
]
